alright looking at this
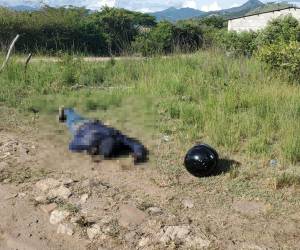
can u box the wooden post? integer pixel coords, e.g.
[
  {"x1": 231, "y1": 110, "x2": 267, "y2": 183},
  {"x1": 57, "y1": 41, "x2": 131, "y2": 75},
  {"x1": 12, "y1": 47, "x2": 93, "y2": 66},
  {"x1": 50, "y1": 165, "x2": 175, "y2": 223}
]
[
  {"x1": 24, "y1": 53, "x2": 32, "y2": 81},
  {"x1": 0, "y1": 34, "x2": 20, "y2": 73}
]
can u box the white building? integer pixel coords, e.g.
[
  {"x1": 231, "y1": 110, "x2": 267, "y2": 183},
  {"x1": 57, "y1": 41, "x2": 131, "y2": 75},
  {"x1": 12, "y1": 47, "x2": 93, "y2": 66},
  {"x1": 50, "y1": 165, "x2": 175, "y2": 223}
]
[{"x1": 228, "y1": 7, "x2": 300, "y2": 32}]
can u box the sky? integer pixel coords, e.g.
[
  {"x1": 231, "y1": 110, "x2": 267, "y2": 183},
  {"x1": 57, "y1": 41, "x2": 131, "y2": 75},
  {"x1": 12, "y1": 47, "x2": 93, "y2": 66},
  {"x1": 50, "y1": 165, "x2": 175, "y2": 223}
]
[{"x1": 1, "y1": 0, "x2": 300, "y2": 12}]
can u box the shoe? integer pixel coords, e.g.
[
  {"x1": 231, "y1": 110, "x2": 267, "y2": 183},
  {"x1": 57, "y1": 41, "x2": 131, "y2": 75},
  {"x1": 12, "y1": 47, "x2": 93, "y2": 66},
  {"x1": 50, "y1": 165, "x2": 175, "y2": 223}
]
[{"x1": 58, "y1": 106, "x2": 66, "y2": 122}]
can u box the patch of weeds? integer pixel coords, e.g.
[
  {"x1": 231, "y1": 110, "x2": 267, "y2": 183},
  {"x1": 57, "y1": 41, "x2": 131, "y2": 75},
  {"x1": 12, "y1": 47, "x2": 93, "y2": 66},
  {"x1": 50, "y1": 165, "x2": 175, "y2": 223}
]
[
  {"x1": 275, "y1": 172, "x2": 300, "y2": 189},
  {"x1": 79, "y1": 66, "x2": 106, "y2": 86},
  {"x1": 228, "y1": 165, "x2": 240, "y2": 179},
  {"x1": 56, "y1": 200, "x2": 80, "y2": 214},
  {"x1": 58, "y1": 55, "x2": 81, "y2": 86},
  {"x1": 137, "y1": 200, "x2": 155, "y2": 211},
  {"x1": 0, "y1": 167, "x2": 49, "y2": 184},
  {"x1": 105, "y1": 219, "x2": 119, "y2": 237},
  {"x1": 83, "y1": 92, "x2": 124, "y2": 111}
]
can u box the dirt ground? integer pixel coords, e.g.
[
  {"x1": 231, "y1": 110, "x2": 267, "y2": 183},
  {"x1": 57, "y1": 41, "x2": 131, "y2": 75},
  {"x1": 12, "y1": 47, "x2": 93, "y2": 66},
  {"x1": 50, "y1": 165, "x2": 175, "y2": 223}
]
[{"x1": 0, "y1": 112, "x2": 299, "y2": 250}]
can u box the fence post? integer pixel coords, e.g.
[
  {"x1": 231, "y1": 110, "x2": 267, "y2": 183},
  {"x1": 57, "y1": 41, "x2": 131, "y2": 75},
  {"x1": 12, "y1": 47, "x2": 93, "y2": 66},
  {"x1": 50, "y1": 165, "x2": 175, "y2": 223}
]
[{"x1": 0, "y1": 34, "x2": 20, "y2": 73}]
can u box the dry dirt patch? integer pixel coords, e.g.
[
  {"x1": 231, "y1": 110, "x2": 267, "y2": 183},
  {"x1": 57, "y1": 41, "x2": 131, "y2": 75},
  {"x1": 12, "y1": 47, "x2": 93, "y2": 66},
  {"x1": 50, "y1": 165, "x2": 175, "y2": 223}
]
[{"x1": 0, "y1": 126, "x2": 300, "y2": 249}]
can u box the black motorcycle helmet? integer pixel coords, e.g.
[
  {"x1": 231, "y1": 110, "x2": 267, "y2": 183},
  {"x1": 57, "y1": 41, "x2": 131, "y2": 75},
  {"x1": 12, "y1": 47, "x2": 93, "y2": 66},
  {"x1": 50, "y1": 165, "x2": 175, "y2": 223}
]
[{"x1": 184, "y1": 144, "x2": 219, "y2": 177}]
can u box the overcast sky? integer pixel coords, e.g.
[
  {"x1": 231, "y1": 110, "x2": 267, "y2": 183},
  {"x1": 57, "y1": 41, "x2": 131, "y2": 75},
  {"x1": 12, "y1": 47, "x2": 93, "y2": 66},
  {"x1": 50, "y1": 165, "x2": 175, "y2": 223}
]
[{"x1": 1, "y1": 0, "x2": 300, "y2": 12}]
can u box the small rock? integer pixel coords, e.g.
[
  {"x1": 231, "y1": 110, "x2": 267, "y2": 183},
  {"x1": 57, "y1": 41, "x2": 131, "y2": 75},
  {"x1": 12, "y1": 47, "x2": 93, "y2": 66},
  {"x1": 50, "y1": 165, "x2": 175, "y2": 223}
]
[
  {"x1": 147, "y1": 207, "x2": 163, "y2": 216},
  {"x1": 82, "y1": 179, "x2": 91, "y2": 188},
  {"x1": 119, "y1": 204, "x2": 147, "y2": 228},
  {"x1": 99, "y1": 216, "x2": 113, "y2": 225},
  {"x1": 3, "y1": 179, "x2": 10, "y2": 184},
  {"x1": 162, "y1": 135, "x2": 170, "y2": 142},
  {"x1": 57, "y1": 224, "x2": 74, "y2": 236},
  {"x1": 34, "y1": 195, "x2": 47, "y2": 203},
  {"x1": 18, "y1": 192, "x2": 26, "y2": 198},
  {"x1": 186, "y1": 235, "x2": 211, "y2": 249},
  {"x1": 182, "y1": 199, "x2": 194, "y2": 209},
  {"x1": 49, "y1": 210, "x2": 70, "y2": 225},
  {"x1": 160, "y1": 226, "x2": 191, "y2": 244},
  {"x1": 36, "y1": 178, "x2": 60, "y2": 192},
  {"x1": 87, "y1": 224, "x2": 101, "y2": 240},
  {"x1": 269, "y1": 159, "x2": 278, "y2": 168},
  {"x1": 0, "y1": 161, "x2": 8, "y2": 170},
  {"x1": 40, "y1": 203, "x2": 57, "y2": 214},
  {"x1": 48, "y1": 186, "x2": 72, "y2": 200},
  {"x1": 139, "y1": 237, "x2": 150, "y2": 247},
  {"x1": 70, "y1": 215, "x2": 82, "y2": 225},
  {"x1": 124, "y1": 231, "x2": 137, "y2": 243},
  {"x1": 80, "y1": 194, "x2": 89, "y2": 204},
  {"x1": 61, "y1": 178, "x2": 74, "y2": 186}
]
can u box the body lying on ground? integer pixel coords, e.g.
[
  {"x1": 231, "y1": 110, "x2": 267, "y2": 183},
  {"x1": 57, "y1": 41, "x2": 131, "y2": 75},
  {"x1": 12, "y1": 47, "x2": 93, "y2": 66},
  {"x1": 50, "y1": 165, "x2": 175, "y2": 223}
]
[{"x1": 59, "y1": 108, "x2": 148, "y2": 164}]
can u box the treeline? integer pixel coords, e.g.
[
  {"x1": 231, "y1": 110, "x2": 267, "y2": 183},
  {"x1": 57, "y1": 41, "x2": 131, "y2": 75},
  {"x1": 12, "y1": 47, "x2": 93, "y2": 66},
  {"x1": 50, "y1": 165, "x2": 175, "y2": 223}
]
[
  {"x1": 1, "y1": 6, "x2": 300, "y2": 80},
  {"x1": 0, "y1": 6, "x2": 206, "y2": 56},
  {"x1": 0, "y1": 6, "x2": 156, "y2": 55}
]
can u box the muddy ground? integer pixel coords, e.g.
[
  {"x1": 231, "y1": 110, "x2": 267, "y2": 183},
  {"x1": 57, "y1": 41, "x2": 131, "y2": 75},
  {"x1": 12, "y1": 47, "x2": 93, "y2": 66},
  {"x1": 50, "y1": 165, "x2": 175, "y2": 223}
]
[{"x1": 0, "y1": 111, "x2": 299, "y2": 250}]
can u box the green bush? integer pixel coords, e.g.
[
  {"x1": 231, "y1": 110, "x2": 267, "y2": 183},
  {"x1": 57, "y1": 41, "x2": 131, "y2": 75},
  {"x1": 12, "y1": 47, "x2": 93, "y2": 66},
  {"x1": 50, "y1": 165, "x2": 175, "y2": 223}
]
[
  {"x1": 133, "y1": 21, "x2": 203, "y2": 56},
  {"x1": 0, "y1": 6, "x2": 156, "y2": 56},
  {"x1": 198, "y1": 16, "x2": 227, "y2": 29},
  {"x1": 215, "y1": 30, "x2": 258, "y2": 56},
  {"x1": 256, "y1": 15, "x2": 300, "y2": 47},
  {"x1": 257, "y1": 41, "x2": 300, "y2": 79}
]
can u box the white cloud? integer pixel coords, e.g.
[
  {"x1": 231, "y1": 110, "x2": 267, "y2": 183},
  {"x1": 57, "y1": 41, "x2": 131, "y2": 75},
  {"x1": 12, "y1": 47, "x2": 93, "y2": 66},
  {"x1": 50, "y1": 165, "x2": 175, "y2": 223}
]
[
  {"x1": 182, "y1": 0, "x2": 198, "y2": 9},
  {"x1": 139, "y1": 7, "x2": 152, "y2": 13},
  {"x1": 230, "y1": 3, "x2": 239, "y2": 8},
  {"x1": 0, "y1": 0, "x2": 117, "y2": 9},
  {"x1": 201, "y1": 1, "x2": 222, "y2": 12},
  {"x1": 0, "y1": 0, "x2": 267, "y2": 12}
]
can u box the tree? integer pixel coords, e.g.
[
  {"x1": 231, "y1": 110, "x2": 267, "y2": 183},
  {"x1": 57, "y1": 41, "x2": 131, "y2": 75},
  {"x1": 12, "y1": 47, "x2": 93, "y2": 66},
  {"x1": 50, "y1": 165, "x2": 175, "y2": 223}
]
[
  {"x1": 198, "y1": 16, "x2": 226, "y2": 29},
  {"x1": 133, "y1": 21, "x2": 203, "y2": 56},
  {"x1": 89, "y1": 7, "x2": 156, "y2": 54},
  {"x1": 257, "y1": 15, "x2": 300, "y2": 46}
]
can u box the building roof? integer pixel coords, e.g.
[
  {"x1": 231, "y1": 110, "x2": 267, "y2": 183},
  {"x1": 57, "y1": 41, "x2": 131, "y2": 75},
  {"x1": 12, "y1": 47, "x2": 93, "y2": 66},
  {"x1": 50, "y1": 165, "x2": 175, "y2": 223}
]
[{"x1": 228, "y1": 6, "x2": 300, "y2": 21}]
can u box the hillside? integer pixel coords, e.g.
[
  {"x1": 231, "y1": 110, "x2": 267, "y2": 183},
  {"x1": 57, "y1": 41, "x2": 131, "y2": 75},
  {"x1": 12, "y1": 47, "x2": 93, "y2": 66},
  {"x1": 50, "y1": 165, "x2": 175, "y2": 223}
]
[
  {"x1": 211, "y1": 0, "x2": 264, "y2": 18},
  {"x1": 247, "y1": 2, "x2": 293, "y2": 15},
  {"x1": 150, "y1": 7, "x2": 206, "y2": 22},
  {"x1": 10, "y1": 5, "x2": 38, "y2": 11},
  {"x1": 150, "y1": 0, "x2": 264, "y2": 21}
]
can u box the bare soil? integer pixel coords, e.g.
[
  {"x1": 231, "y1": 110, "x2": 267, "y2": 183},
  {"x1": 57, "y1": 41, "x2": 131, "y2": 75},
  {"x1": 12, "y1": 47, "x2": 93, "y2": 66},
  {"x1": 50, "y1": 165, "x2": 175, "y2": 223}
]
[{"x1": 0, "y1": 113, "x2": 299, "y2": 250}]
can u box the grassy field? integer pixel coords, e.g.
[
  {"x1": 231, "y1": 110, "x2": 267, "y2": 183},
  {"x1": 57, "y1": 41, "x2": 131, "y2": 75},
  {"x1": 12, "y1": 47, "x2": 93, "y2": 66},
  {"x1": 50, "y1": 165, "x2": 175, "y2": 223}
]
[{"x1": 1, "y1": 50, "x2": 300, "y2": 182}]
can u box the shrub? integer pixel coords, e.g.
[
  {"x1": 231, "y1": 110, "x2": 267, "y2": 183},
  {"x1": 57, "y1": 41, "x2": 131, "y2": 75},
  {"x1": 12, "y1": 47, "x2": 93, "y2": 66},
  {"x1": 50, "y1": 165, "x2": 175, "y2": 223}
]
[
  {"x1": 275, "y1": 172, "x2": 300, "y2": 189},
  {"x1": 257, "y1": 41, "x2": 300, "y2": 79},
  {"x1": 133, "y1": 21, "x2": 175, "y2": 56},
  {"x1": 133, "y1": 21, "x2": 203, "y2": 56},
  {"x1": 215, "y1": 30, "x2": 258, "y2": 56},
  {"x1": 256, "y1": 15, "x2": 300, "y2": 47},
  {"x1": 0, "y1": 6, "x2": 156, "y2": 56},
  {"x1": 198, "y1": 16, "x2": 227, "y2": 29}
]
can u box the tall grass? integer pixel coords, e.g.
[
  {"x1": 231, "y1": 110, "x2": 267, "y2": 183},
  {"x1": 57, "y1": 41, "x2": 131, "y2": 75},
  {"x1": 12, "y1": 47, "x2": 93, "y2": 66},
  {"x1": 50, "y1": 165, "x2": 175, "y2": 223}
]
[{"x1": 0, "y1": 51, "x2": 299, "y2": 164}]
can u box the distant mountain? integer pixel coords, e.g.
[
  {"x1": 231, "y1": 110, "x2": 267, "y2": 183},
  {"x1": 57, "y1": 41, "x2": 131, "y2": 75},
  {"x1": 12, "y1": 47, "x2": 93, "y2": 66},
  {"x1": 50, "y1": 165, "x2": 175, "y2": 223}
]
[
  {"x1": 150, "y1": 0, "x2": 265, "y2": 21},
  {"x1": 213, "y1": 0, "x2": 264, "y2": 17},
  {"x1": 150, "y1": 7, "x2": 206, "y2": 22},
  {"x1": 10, "y1": 5, "x2": 39, "y2": 11},
  {"x1": 247, "y1": 2, "x2": 293, "y2": 15}
]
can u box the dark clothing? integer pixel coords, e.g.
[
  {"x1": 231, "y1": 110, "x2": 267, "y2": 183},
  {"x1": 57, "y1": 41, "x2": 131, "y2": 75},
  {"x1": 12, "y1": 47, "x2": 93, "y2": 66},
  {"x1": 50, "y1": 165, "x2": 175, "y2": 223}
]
[{"x1": 64, "y1": 109, "x2": 147, "y2": 163}]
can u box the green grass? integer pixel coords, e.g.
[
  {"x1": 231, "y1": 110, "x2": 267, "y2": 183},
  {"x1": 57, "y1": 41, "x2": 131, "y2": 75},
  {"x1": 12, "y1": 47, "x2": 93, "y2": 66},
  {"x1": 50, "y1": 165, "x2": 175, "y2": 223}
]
[
  {"x1": 276, "y1": 172, "x2": 300, "y2": 189},
  {"x1": 0, "y1": 50, "x2": 300, "y2": 168}
]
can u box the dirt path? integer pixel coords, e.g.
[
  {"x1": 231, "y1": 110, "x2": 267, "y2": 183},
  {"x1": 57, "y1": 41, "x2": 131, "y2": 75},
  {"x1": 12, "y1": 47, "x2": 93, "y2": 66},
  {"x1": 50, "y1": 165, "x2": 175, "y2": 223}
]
[
  {"x1": 0, "y1": 118, "x2": 299, "y2": 250},
  {"x1": 16, "y1": 56, "x2": 141, "y2": 64},
  {"x1": 16, "y1": 54, "x2": 192, "y2": 63}
]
